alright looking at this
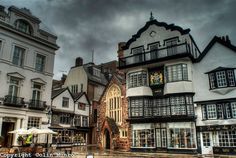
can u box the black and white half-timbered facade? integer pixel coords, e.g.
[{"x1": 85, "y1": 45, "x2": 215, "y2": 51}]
[
  {"x1": 118, "y1": 14, "x2": 236, "y2": 155},
  {"x1": 118, "y1": 15, "x2": 201, "y2": 153}
]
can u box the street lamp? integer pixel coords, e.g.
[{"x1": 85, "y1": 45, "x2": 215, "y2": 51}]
[
  {"x1": 45, "y1": 110, "x2": 52, "y2": 155},
  {"x1": 46, "y1": 110, "x2": 52, "y2": 125}
]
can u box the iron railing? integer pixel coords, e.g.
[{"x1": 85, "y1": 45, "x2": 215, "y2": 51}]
[
  {"x1": 119, "y1": 42, "x2": 195, "y2": 68},
  {"x1": 29, "y1": 99, "x2": 47, "y2": 110},
  {"x1": 4, "y1": 95, "x2": 25, "y2": 107}
]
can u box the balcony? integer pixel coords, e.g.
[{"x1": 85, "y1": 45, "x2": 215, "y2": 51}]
[
  {"x1": 4, "y1": 95, "x2": 25, "y2": 107},
  {"x1": 119, "y1": 42, "x2": 199, "y2": 69},
  {"x1": 28, "y1": 99, "x2": 47, "y2": 110}
]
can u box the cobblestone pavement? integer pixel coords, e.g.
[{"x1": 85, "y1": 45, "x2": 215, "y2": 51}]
[{"x1": 52, "y1": 149, "x2": 236, "y2": 158}]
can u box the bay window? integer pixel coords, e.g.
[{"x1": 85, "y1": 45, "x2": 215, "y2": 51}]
[
  {"x1": 129, "y1": 95, "x2": 194, "y2": 118},
  {"x1": 128, "y1": 71, "x2": 147, "y2": 88},
  {"x1": 208, "y1": 69, "x2": 235, "y2": 89},
  {"x1": 166, "y1": 64, "x2": 188, "y2": 82}
]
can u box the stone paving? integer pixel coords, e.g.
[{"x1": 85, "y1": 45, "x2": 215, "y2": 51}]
[{"x1": 53, "y1": 149, "x2": 236, "y2": 158}]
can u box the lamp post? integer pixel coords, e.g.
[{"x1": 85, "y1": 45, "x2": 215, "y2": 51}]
[{"x1": 45, "y1": 110, "x2": 52, "y2": 156}]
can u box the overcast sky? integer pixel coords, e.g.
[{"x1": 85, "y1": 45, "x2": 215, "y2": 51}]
[{"x1": 2, "y1": 0, "x2": 236, "y2": 79}]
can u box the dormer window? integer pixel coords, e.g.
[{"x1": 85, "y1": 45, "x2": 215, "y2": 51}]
[
  {"x1": 207, "y1": 67, "x2": 235, "y2": 89},
  {"x1": 93, "y1": 68, "x2": 101, "y2": 77},
  {"x1": 14, "y1": 19, "x2": 32, "y2": 35}
]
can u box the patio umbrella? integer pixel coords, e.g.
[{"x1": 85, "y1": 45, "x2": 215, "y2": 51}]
[
  {"x1": 8, "y1": 128, "x2": 29, "y2": 135},
  {"x1": 28, "y1": 127, "x2": 42, "y2": 135},
  {"x1": 37, "y1": 128, "x2": 57, "y2": 135}
]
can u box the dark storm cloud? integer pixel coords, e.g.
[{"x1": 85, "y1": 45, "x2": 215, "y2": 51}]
[{"x1": 2, "y1": 0, "x2": 236, "y2": 79}]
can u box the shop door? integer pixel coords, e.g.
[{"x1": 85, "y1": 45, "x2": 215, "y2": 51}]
[
  {"x1": 201, "y1": 132, "x2": 213, "y2": 155},
  {"x1": 156, "y1": 128, "x2": 167, "y2": 148},
  {"x1": 1, "y1": 122, "x2": 14, "y2": 147}
]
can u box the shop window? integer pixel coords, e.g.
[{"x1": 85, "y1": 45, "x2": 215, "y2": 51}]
[
  {"x1": 132, "y1": 129, "x2": 155, "y2": 147},
  {"x1": 218, "y1": 131, "x2": 236, "y2": 147},
  {"x1": 168, "y1": 123, "x2": 196, "y2": 149},
  {"x1": 27, "y1": 117, "x2": 40, "y2": 129}
]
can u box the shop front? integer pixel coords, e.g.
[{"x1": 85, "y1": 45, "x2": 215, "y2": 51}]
[
  {"x1": 131, "y1": 122, "x2": 197, "y2": 153},
  {"x1": 197, "y1": 124, "x2": 236, "y2": 155}
]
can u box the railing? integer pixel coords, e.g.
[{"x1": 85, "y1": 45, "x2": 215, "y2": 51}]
[
  {"x1": 4, "y1": 95, "x2": 25, "y2": 107},
  {"x1": 29, "y1": 99, "x2": 46, "y2": 110},
  {"x1": 119, "y1": 42, "x2": 192, "y2": 68}
]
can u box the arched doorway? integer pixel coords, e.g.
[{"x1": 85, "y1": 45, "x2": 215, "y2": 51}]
[{"x1": 104, "y1": 129, "x2": 110, "y2": 149}]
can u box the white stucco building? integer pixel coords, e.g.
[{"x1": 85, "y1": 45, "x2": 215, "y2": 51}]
[
  {"x1": 0, "y1": 5, "x2": 59, "y2": 147},
  {"x1": 193, "y1": 36, "x2": 236, "y2": 155}
]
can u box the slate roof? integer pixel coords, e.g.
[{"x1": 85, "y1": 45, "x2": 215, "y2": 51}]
[
  {"x1": 196, "y1": 36, "x2": 236, "y2": 62},
  {"x1": 205, "y1": 66, "x2": 236, "y2": 74},
  {"x1": 83, "y1": 63, "x2": 108, "y2": 86},
  {"x1": 51, "y1": 88, "x2": 67, "y2": 99}
]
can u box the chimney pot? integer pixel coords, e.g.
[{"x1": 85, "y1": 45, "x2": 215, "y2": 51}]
[{"x1": 75, "y1": 57, "x2": 83, "y2": 67}]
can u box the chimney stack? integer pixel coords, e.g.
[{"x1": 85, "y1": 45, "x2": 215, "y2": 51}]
[
  {"x1": 226, "y1": 35, "x2": 231, "y2": 44},
  {"x1": 117, "y1": 42, "x2": 126, "y2": 58},
  {"x1": 75, "y1": 57, "x2": 83, "y2": 67}
]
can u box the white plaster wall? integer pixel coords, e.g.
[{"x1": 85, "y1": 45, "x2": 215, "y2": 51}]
[
  {"x1": 123, "y1": 24, "x2": 191, "y2": 57},
  {"x1": 75, "y1": 95, "x2": 90, "y2": 117},
  {"x1": 64, "y1": 66, "x2": 88, "y2": 92},
  {"x1": 52, "y1": 90, "x2": 74, "y2": 111},
  {"x1": 0, "y1": 31, "x2": 55, "y2": 106},
  {"x1": 127, "y1": 87, "x2": 153, "y2": 97},
  {"x1": 193, "y1": 43, "x2": 236, "y2": 102}
]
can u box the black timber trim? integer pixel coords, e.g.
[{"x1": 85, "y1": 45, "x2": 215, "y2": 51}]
[
  {"x1": 122, "y1": 20, "x2": 190, "y2": 50},
  {"x1": 51, "y1": 87, "x2": 73, "y2": 100},
  {"x1": 147, "y1": 41, "x2": 161, "y2": 50},
  {"x1": 195, "y1": 36, "x2": 236, "y2": 62},
  {"x1": 119, "y1": 53, "x2": 195, "y2": 70},
  {"x1": 163, "y1": 36, "x2": 180, "y2": 46},
  {"x1": 194, "y1": 97, "x2": 236, "y2": 104},
  {"x1": 205, "y1": 67, "x2": 236, "y2": 74},
  {"x1": 189, "y1": 35, "x2": 201, "y2": 56},
  {"x1": 130, "y1": 45, "x2": 145, "y2": 54},
  {"x1": 127, "y1": 115, "x2": 196, "y2": 123}
]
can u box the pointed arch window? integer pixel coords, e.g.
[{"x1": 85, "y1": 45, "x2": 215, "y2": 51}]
[{"x1": 106, "y1": 84, "x2": 122, "y2": 124}]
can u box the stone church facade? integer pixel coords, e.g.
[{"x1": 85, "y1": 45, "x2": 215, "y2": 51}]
[{"x1": 98, "y1": 72, "x2": 130, "y2": 150}]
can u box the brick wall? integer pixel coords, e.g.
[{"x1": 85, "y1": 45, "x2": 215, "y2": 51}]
[{"x1": 98, "y1": 73, "x2": 130, "y2": 151}]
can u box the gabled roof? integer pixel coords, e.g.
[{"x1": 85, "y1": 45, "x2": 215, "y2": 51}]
[
  {"x1": 122, "y1": 19, "x2": 190, "y2": 50},
  {"x1": 99, "y1": 71, "x2": 125, "y2": 103},
  {"x1": 51, "y1": 88, "x2": 72, "y2": 99},
  {"x1": 83, "y1": 64, "x2": 108, "y2": 86},
  {"x1": 73, "y1": 92, "x2": 90, "y2": 105},
  {"x1": 105, "y1": 117, "x2": 119, "y2": 135},
  {"x1": 196, "y1": 36, "x2": 236, "y2": 62},
  {"x1": 205, "y1": 66, "x2": 236, "y2": 74}
]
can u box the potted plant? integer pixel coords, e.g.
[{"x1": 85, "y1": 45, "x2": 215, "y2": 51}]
[
  {"x1": 0, "y1": 136, "x2": 4, "y2": 147},
  {"x1": 17, "y1": 135, "x2": 25, "y2": 146}
]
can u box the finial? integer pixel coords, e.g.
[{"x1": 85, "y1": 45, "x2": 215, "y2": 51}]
[{"x1": 150, "y1": 12, "x2": 154, "y2": 21}]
